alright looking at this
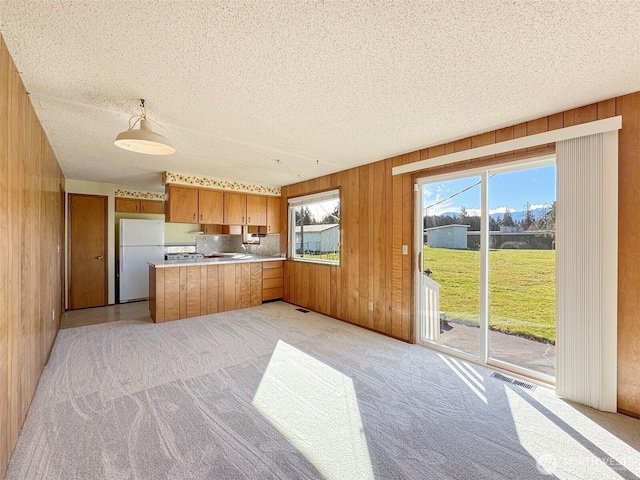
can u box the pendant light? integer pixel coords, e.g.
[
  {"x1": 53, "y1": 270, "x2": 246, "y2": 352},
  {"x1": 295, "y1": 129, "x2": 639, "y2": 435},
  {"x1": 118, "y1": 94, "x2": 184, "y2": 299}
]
[{"x1": 114, "y1": 99, "x2": 175, "y2": 155}]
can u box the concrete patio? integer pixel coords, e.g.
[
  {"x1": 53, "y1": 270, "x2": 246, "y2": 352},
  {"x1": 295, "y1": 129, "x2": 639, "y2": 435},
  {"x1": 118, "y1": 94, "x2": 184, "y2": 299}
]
[{"x1": 439, "y1": 320, "x2": 555, "y2": 377}]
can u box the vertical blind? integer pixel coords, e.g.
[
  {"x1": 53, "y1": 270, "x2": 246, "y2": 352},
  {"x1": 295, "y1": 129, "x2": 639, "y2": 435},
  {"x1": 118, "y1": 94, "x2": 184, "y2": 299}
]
[{"x1": 556, "y1": 131, "x2": 618, "y2": 412}]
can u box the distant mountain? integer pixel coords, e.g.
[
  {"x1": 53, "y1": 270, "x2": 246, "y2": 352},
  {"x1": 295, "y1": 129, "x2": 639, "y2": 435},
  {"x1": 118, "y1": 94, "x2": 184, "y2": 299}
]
[{"x1": 436, "y1": 207, "x2": 550, "y2": 221}]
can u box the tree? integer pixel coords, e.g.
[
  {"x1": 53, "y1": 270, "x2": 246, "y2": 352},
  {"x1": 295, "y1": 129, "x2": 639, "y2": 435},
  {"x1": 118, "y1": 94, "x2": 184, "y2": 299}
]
[
  {"x1": 321, "y1": 203, "x2": 340, "y2": 224},
  {"x1": 295, "y1": 206, "x2": 314, "y2": 226},
  {"x1": 502, "y1": 210, "x2": 515, "y2": 227},
  {"x1": 547, "y1": 201, "x2": 556, "y2": 230},
  {"x1": 459, "y1": 206, "x2": 469, "y2": 225},
  {"x1": 521, "y1": 202, "x2": 534, "y2": 230}
]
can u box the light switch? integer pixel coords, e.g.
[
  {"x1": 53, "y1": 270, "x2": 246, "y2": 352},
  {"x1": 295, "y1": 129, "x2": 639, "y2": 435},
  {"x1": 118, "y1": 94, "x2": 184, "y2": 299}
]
[{"x1": 402, "y1": 245, "x2": 408, "y2": 255}]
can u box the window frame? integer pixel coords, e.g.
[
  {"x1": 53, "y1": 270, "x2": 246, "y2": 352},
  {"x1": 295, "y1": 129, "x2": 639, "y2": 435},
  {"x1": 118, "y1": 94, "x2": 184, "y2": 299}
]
[{"x1": 288, "y1": 188, "x2": 341, "y2": 266}]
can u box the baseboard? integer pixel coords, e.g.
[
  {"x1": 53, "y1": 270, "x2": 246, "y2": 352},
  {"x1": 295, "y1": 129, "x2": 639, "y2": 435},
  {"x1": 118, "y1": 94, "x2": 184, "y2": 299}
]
[
  {"x1": 618, "y1": 408, "x2": 640, "y2": 419},
  {"x1": 282, "y1": 300, "x2": 413, "y2": 344}
]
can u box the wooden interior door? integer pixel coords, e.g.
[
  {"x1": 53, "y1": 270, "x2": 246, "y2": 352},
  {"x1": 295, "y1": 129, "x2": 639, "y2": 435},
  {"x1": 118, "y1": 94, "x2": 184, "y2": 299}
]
[{"x1": 69, "y1": 194, "x2": 107, "y2": 309}]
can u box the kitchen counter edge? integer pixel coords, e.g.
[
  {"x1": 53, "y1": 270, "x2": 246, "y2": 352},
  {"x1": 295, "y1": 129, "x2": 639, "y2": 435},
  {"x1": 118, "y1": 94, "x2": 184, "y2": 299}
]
[{"x1": 149, "y1": 256, "x2": 285, "y2": 268}]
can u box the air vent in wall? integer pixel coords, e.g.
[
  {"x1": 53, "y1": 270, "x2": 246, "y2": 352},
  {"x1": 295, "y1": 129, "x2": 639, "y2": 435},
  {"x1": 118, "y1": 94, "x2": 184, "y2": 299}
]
[{"x1": 490, "y1": 372, "x2": 536, "y2": 391}]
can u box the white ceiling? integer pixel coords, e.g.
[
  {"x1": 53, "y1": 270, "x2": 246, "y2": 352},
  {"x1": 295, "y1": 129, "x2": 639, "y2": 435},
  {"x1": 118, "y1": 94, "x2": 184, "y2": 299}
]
[{"x1": 1, "y1": 1, "x2": 639, "y2": 192}]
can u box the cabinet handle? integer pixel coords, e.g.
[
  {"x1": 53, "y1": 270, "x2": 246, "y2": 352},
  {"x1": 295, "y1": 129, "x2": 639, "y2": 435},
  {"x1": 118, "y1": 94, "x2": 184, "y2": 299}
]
[
  {"x1": 248, "y1": 216, "x2": 251, "y2": 224},
  {"x1": 193, "y1": 213, "x2": 196, "y2": 220},
  {"x1": 268, "y1": 225, "x2": 271, "y2": 232},
  {"x1": 200, "y1": 214, "x2": 203, "y2": 221},
  {"x1": 136, "y1": 204, "x2": 139, "y2": 212}
]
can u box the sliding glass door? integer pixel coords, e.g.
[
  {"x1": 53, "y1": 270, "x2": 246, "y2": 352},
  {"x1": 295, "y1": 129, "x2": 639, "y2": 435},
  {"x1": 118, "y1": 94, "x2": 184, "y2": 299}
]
[
  {"x1": 487, "y1": 165, "x2": 556, "y2": 377},
  {"x1": 417, "y1": 174, "x2": 482, "y2": 358},
  {"x1": 416, "y1": 159, "x2": 556, "y2": 381}
]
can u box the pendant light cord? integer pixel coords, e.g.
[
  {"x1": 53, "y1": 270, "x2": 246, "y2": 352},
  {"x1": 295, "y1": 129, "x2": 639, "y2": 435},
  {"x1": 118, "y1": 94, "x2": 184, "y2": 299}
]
[
  {"x1": 124, "y1": 99, "x2": 172, "y2": 134},
  {"x1": 125, "y1": 99, "x2": 147, "y2": 131}
]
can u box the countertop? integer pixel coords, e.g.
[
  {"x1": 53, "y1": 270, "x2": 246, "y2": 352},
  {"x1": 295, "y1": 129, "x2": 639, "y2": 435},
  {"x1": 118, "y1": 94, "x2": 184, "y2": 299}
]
[{"x1": 149, "y1": 254, "x2": 285, "y2": 268}]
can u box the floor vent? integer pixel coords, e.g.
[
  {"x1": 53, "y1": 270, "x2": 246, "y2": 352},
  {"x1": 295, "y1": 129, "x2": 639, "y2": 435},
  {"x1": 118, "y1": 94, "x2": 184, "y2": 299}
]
[
  {"x1": 295, "y1": 308, "x2": 310, "y2": 313},
  {"x1": 490, "y1": 372, "x2": 536, "y2": 391}
]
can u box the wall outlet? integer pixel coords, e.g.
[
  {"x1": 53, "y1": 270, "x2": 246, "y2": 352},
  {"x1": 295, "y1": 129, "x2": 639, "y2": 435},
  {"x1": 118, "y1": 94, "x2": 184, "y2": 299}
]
[
  {"x1": 402, "y1": 245, "x2": 408, "y2": 255},
  {"x1": 368, "y1": 302, "x2": 373, "y2": 311}
]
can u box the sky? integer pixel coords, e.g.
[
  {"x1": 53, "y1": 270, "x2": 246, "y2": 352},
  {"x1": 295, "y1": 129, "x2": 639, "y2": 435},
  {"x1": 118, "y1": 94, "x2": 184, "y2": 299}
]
[
  {"x1": 423, "y1": 164, "x2": 556, "y2": 216},
  {"x1": 305, "y1": 199, "x2": 339, "y2": 222}
]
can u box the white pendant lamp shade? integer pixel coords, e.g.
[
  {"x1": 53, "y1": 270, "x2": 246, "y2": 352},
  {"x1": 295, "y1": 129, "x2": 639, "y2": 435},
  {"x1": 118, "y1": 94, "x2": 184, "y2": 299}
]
[
  {"x1": 114, "y1": 118, "x2": 175, "y2": 155},
  {"x1": 114, "y1": 100, "x2": 175, "y2": 155}
]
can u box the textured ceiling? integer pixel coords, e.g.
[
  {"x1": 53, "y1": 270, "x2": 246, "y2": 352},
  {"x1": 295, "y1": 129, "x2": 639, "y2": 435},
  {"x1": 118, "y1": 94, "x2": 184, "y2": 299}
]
[{"x1": 1, "y1": 1, "x2": 639, "y2": 192}]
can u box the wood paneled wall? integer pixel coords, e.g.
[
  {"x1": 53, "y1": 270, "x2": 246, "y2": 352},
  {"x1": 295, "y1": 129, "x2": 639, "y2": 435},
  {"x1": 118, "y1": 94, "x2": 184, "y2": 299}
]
[
  {"x1": 616, "y1": 93, "x2": 640, "y2": 418},
  {"x1": 0, "y1": 35, "x2": 65, "y2": 476},
  {"x1": 280, "y1": 92, "x2": 640, "y2": 417}
]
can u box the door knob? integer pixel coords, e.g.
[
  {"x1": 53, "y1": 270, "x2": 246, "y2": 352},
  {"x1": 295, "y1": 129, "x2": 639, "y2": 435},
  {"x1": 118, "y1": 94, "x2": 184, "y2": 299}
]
[{"x1": 96, "y1": 255, "x2": 103, "y2": 260}]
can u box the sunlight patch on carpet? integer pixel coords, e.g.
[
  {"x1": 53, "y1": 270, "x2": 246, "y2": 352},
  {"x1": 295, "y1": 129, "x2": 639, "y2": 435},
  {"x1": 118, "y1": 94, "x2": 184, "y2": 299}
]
[
  {"x1": 253, "y1": 340, "x2": 374, "y2": 480},
  {"x1": 503, "y1": 387, "x2": 640, "y2": 478},
  {"x1": 438, "y1": 354, "x2": 488, "y2": 404}
]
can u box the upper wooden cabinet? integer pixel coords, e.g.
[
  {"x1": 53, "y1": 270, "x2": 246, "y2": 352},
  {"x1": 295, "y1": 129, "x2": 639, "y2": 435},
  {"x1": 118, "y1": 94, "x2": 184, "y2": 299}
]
[
  {"x1": 266, "y1": 197, "x2": 281, "y2": 234},
  {"x1": 115, "y1": 197, "x2": 139, "y2": 213},
  {"x1": 115, "y1": 198, "x2": 164, "y2": 214},
  {"x1": 165, "y1": 184, "x2": 280, "y2": 227},
  {"x1": 246, "y1": 195, "x2": 267, "y2": 226},
  {"x1": 224, "y1": 192, "x2": 247, "y2": 225},
  {"x1": 166, "y1": 185, "x2": 198, "y2": 223},
  {"x1": 140, "y1": 200, "x2": 165, "y2": 214},
  {"x1": 198, "y1": 189, "x2": 224, "y2": 224}
]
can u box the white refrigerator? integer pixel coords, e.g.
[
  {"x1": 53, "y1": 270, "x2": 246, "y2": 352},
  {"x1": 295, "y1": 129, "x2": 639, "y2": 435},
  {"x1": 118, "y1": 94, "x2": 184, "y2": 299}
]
[{"x1": 119, "y1": 219, "x2": 165, "y2": 303}]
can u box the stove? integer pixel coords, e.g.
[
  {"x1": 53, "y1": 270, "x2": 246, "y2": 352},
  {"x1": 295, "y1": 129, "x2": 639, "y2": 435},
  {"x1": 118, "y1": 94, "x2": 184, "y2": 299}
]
[{"x1": 164, "y1": 253, "x2": 204, "y2": 260}]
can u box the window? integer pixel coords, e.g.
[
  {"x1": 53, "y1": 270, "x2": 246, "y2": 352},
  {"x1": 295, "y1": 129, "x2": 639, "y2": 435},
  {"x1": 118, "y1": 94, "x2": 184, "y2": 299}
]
[{"x1": 288, "y1": 189, "x2": 340, "y2": 264}]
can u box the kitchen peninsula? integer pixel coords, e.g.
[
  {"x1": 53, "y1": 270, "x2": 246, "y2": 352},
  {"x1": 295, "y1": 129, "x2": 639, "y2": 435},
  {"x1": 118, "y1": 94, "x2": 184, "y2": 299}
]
[{"x1": 149, "y1": 254, "x2": 284, "y2": 322}]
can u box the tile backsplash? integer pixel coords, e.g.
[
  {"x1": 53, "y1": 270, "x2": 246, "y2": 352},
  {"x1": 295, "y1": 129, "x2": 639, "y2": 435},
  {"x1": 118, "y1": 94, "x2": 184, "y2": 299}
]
[
  {"x1": 196, "y1": 234, "x2": 281, "y2": 257},
  {"x1": 195, "y1": 235, "x2": 231, "y2": 253}
]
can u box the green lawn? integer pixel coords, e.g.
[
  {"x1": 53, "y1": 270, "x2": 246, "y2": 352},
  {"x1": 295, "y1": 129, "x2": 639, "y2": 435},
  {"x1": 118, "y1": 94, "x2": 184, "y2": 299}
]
[
  {"x1": 298, "y1": 252, "x2": 340, "y2": 261},
  {"x1": 424, "y1": 246, "x2": 556, "y2": 343}
]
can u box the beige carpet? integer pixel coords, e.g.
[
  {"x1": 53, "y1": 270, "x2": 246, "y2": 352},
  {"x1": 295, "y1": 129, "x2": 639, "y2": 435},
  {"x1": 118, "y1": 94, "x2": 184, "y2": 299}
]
[{"x1": 6, "y1": 301, "x2": 640, "y2": 479}]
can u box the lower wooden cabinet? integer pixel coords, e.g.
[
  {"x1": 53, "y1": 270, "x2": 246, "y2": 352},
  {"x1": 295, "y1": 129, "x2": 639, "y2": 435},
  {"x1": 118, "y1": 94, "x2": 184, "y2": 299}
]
[
  {"x1": 262, "y1": 261, "x2": 283, "y2": 300},
  {"x1": 150, "y1": 262, "x2": 263, "y2": 322}
]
